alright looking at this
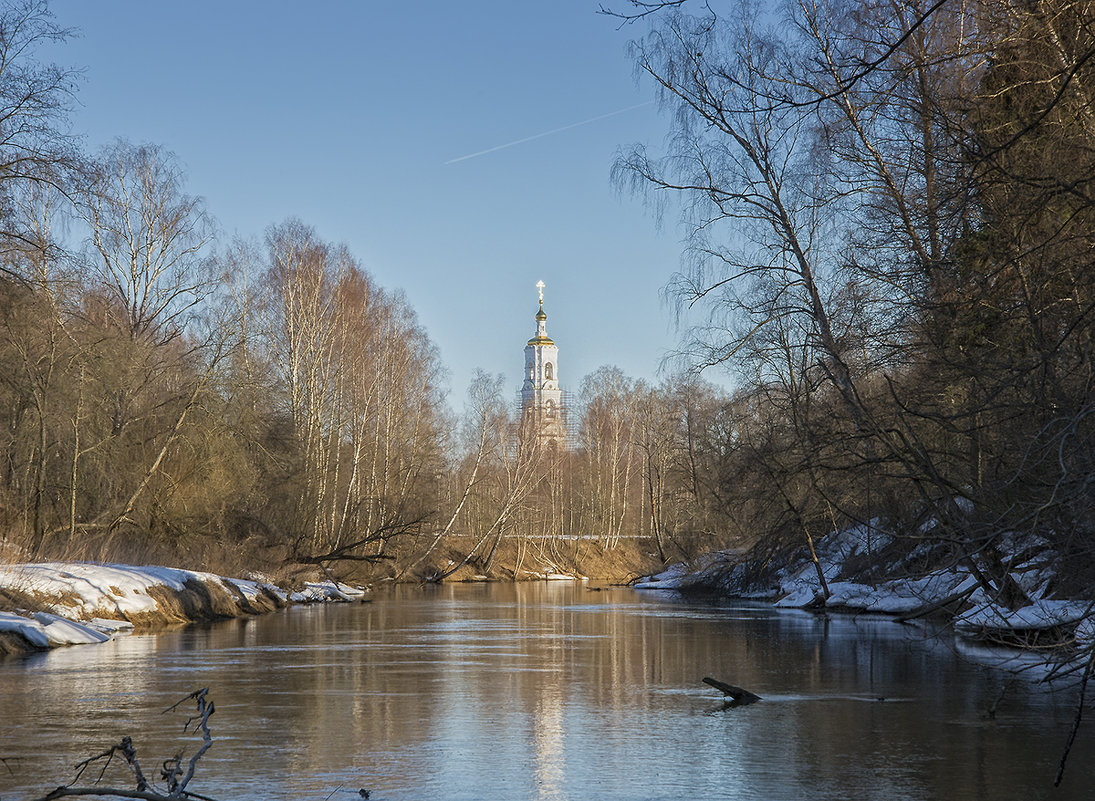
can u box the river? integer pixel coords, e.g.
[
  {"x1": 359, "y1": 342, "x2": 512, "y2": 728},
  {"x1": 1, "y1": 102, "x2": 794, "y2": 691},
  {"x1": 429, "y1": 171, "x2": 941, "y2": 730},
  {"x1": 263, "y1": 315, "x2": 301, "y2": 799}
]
[{"x1": 1, "y1": 582, "x2": 1091, "y2": 800}]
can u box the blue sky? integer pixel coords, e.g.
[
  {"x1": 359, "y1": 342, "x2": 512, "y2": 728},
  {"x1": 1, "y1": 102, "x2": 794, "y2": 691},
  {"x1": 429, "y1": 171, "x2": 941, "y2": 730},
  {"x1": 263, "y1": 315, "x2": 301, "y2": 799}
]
[{"x1": 48, "y1": 1, "x2": 699, "y2": 409}]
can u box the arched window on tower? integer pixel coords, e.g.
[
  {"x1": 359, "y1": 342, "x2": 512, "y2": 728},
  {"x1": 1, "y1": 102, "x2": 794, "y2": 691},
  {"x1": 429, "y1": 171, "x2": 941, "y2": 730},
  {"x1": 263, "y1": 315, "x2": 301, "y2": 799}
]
[
  {"x1": 545, "y1": 362, "x2": 554, "y2": 381},
  {"x1": 545, "y1": 399, "x2": 556, "y2": 419}
]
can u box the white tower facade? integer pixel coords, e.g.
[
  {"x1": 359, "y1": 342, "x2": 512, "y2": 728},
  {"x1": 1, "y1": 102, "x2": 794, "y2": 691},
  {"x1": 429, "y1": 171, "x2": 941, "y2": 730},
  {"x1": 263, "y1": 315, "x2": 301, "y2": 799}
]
[{"x1": 521, "y1": 281, "x2": 566, "y2": 449}]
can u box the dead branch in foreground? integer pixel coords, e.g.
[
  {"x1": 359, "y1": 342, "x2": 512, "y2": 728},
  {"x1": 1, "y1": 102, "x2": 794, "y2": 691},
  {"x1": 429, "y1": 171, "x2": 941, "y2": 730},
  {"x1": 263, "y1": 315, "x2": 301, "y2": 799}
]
[{"x1": 35, "y1": 688, "x2": 219, "y2": 801}]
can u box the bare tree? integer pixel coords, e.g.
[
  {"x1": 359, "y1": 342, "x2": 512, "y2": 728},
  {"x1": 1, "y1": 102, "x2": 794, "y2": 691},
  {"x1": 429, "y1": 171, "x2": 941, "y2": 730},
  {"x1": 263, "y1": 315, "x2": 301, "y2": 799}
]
[
  {"x1": 79, "y1": 140, "x2": 214, "y2": 342},
  {"x1": 259, "y1": 220, "x2": 444, "y2": 568},
  {"x1": 579, "y1": 366, "x2": 640, "y2": 548},
  {"x1": 613, "y1": 0, "x2": 1058, "y2": 607},
  {"x1": 0, "y1": 0, "x2": 80, "y2": 266},
  {"x1": 0, "y1": 182, "x2": 78, "y2": 554},
  {"x1": 400, "y1": 371, "x2": 510, "y2": 579}
]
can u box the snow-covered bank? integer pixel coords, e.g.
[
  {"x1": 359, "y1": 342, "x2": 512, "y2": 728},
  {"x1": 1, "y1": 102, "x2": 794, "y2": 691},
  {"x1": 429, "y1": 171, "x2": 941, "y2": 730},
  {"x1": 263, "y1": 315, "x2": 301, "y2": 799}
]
[
  {"x1": 0, "y1": 562, "x2": 367, "y2": 655},
  {"x1": 635, "y1": 522, "x2": 1094, "y2": 651}
]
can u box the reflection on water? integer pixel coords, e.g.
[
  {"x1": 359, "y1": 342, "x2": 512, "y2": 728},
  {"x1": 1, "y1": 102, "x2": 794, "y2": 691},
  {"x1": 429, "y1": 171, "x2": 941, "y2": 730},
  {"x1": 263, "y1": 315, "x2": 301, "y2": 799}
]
[{"x1": 1, "y1": 582, "x2": 1092, "y2": 801}]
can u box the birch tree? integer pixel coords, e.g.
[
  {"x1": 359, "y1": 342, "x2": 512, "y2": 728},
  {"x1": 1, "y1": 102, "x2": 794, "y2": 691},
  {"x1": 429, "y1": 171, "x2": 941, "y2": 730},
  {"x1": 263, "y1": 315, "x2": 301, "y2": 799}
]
[
  {"x1": 579, "y1": 366, "x2": 639, "y2": 548},
  {"x1": 260, "y1": 220, "x2": 444, "y2": 566},
  {"x1": 78, "y1": 141, "x2": 214, "y2": 342}
]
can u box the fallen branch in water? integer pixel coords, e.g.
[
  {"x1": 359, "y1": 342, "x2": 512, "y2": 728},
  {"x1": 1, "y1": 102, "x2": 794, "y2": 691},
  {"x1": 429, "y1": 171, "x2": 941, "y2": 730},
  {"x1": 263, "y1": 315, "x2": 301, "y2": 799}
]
[
  {"x1": 703, "y1": 677, "x2": 762, "y2": 705},
  {"x1": 34, "y1": 688, "x2": 219, "y2": 801}
]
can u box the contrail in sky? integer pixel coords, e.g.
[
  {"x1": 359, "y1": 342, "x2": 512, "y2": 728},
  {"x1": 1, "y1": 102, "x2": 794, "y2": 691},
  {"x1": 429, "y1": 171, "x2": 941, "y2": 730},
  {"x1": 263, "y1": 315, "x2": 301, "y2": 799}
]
[{"x1": 444, "y1": 101, "x2": 654, "y2": 165}]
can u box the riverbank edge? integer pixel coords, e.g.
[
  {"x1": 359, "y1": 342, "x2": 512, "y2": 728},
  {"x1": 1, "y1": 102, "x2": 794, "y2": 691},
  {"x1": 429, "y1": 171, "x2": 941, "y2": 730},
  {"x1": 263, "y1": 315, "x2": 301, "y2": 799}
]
[
  {"x1": 0, "y1": 559, "x2": 617, "y2": 657},
  {"x1": 632, "y1": 524, "x2": 1095, "y2": 657},
  {"x1": 0, "y1": 562, "x2": 372, "y2": 656}
]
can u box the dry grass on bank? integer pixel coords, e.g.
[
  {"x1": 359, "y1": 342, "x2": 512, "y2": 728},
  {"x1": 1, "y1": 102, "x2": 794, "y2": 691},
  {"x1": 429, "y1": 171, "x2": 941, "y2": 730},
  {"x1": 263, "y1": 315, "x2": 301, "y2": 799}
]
[
  {"x1": 378, "y1": 535, "x2": 664, "y2": 584},
  {"x1": 3, "y1": 523, "x2": 667, "y2": 594}
]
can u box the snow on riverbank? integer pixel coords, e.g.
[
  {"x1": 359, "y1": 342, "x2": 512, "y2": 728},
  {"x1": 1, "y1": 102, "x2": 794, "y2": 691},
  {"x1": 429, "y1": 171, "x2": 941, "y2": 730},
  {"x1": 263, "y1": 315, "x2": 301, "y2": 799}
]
[
  {"x1": 0, "y1": 562, "x2": 367, "y2": 654},
  {"x1": 634, "y1": 522, "x2": 1094, "y2": 650}
]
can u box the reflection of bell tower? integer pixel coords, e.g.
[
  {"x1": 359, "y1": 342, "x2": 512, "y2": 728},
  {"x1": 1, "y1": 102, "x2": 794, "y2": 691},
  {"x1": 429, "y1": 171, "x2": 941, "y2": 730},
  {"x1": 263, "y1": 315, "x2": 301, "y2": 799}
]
[{"x1": 521, "y1": 280, "x2": 566, "y2": 449}]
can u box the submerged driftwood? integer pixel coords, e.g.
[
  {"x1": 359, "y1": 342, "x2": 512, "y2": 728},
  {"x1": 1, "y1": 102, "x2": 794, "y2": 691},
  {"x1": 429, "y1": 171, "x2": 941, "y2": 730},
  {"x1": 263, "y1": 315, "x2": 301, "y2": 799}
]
[{"x1": 703, "y1": 677, "x2": 762, "y2": 706}]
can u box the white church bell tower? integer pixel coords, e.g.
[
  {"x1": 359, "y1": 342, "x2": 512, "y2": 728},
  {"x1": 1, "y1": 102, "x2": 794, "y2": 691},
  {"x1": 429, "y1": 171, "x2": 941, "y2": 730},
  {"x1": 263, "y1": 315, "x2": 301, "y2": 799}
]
[{"x1": 521, "y1": 280, "x2": 566, "y2": 449}]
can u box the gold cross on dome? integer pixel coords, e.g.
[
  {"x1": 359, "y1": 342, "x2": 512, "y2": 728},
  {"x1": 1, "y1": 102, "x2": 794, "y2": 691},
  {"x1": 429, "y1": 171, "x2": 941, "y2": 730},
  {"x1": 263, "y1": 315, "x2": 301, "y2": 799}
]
[{"x1": 536, "y1": 280, "x2": 545, "y2": 303}]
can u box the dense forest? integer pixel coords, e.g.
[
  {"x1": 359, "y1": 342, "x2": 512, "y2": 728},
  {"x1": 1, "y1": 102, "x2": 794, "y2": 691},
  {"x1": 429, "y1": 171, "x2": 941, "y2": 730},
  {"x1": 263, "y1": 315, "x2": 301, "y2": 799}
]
[{"x1": 2, "y1": 0, "x2": 1095, "y2": 602}]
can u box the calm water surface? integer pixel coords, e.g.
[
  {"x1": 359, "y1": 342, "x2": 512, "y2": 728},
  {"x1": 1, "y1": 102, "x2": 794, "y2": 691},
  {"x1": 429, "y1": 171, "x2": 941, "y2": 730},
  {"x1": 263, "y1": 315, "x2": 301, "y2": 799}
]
[{"x1": 1, "y1": 582, "x2": 1092, "y2": 800}]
